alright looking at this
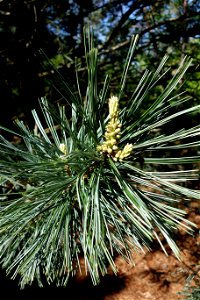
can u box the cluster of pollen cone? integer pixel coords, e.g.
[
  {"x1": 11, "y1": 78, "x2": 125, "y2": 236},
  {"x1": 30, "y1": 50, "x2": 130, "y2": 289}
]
[{"x1": 97, "y1": 96, "x2": 133, "y2": 161}]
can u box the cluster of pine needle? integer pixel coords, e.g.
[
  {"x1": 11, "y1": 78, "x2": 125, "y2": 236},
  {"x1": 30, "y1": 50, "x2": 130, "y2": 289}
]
[{"x1": 0, "y1": 28, "x2": 200, "y2": 288}]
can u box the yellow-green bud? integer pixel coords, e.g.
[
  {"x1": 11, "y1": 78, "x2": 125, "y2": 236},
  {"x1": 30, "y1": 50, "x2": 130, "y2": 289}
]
[
  {"x1": 110, "y1": 139, "x2": 117, "y2": 145},
  {"x1": 97, "y1": 145, "x2": 103, "y2": 152},
  {"x1": 120, "y1": 143, "x2": 133, "y2": 158},
  {"x1": 115, "y1": 128, "x2": 121, "y2": 134},
  {"x1": 112, "y1": 145, "x2": 118, "y2": 150},
  {"x1": 102, "y1": 145, "x2": 108, "y2": 152},
  {"x1": 115, "y1": 150, "x2": 122, "y2": 158},
  {"x1": 97, "y1": 95, "x2": 133, "y2": 162},
  {"x1": 107, "y1": 147, "x2": 112, "y2": 154},
  {"x1": 109, "y1": 96, "x2": 119, "y2": 118},
  {"x1": 59, "y1": 143, "x2": 67, "y2": 155}
]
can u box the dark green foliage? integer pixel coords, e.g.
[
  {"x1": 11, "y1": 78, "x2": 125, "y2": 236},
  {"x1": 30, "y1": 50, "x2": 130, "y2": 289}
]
[{"x1": 0, "y1": 29, "x2": 200, "y2": 288}]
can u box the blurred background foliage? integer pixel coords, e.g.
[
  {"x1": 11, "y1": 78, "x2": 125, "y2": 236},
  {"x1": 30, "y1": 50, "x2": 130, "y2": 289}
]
[{"x1": 0, "y1": 0, "x2": 199, "y2": 131}]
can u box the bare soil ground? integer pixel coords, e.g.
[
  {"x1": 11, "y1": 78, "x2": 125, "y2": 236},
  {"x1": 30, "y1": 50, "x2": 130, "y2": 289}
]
[{"x1": 1, "y1": 200, "x2": 200, "y2": 300}]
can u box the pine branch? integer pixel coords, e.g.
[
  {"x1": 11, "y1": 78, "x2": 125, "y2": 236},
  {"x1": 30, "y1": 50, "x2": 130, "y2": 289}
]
[{"x1": 0, "y1": 28, "x2": 200, "y2": 288}]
